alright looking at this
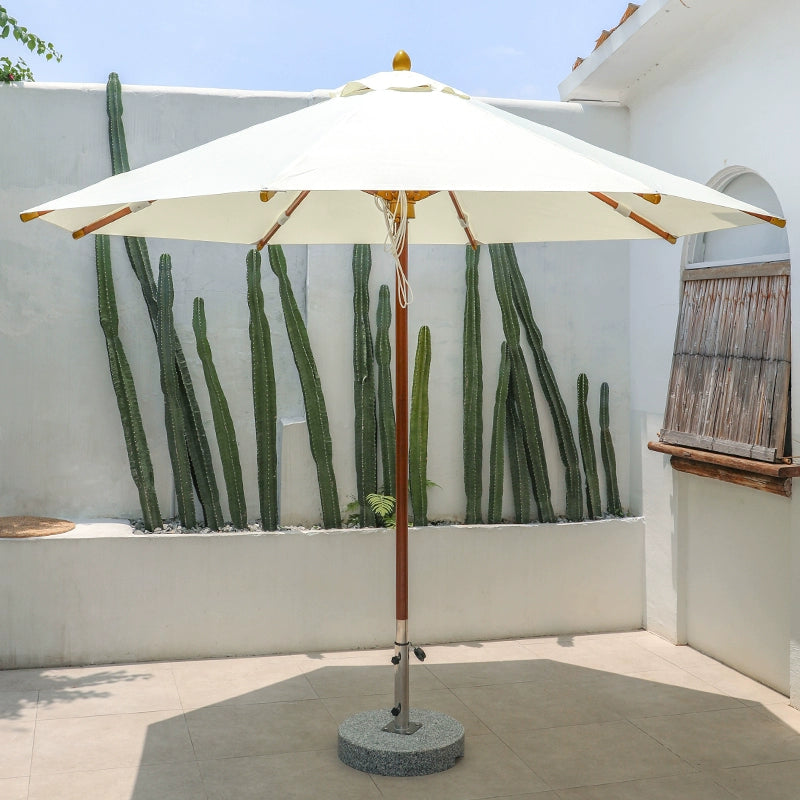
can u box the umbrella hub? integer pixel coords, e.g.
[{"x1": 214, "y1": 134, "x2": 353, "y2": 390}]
[{"x1": 392, "y1": 50, "x2": 411, "y2": 71}]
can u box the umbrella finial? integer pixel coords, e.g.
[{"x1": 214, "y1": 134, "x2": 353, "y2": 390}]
[{"x1": 392, "y1": 50, "x2": 411, "y2": 71}]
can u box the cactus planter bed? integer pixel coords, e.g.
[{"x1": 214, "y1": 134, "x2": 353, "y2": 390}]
[{"x1": 0, "y1": 516, "x2": 643, "y2": 669}]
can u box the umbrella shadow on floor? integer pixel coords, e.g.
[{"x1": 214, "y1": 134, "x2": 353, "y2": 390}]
[{"x1": 125, "y1": 651, "x2": 800, "y2": 800}]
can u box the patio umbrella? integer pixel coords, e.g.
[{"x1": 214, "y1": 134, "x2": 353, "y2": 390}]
[{"x1": 21, "y1": 51, "x2": 785, "y2": 772}]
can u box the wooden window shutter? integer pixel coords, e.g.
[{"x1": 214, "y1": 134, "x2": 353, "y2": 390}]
[{"x1": 660, "y1": 261, "x2": 791, "y2": 463}]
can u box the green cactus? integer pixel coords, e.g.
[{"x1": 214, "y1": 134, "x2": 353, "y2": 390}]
[
  {"x1": 95, "y1": 235, "x2": 161, "y2": 531},
  {"x1": 246, "y1": 250, "x2": 279, "y2": 530},
  {"x1": 489, "y1": 244, "x2": 555, "y2": 523},
  {"x1": 600, "y1": 381, "x2": 624, "y2": 516},
  {"x1": 352, "y1": 245, "x2": 378, "y2": 527},
  {"x1": 268, "y1": 244, "x2": 340, "y2": 529},
  {"x1": 487, "y1": 342, "x2": 510, "y2": 524},
  {"x1": 463, "y1": 245, "x2": 483, "y2": 524},
  {"x1": 501, "y1": 243, "x2": 583, "y2": 522},
  {"x1": 193, "y1": 296, "x2": 248, "y2": 529},
  {"x1": 375, "y1": 284, "x2": 396, "y2": 497},
  {"x1": 105, "y1": 72, "x2": 223, "y2": 530},
  {"x1": 506, "y1": 368, "x2": 532, "y2": 524},
  {"x1": 578, "y1": 373, "x2": 602, "y2": 519},
  {"x1": 410, "y1": 325, "x2": 432, "y2": 527},
  {"x1": 157, "y1": 254, "x2": 196, "y2": 528}
]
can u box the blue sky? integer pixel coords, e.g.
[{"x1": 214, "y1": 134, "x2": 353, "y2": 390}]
[{"x1": 6, "y1": 1, "x2": 629, "y2": 99}]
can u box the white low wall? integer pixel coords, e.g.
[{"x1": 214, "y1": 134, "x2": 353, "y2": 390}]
[{"x1": 0, "y1": 517, "x2": 643, "y2": 668}]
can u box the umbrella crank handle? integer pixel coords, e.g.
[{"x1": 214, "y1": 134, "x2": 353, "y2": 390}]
[{"x1": 390, "y1": 643, "x2": 426, "y2": 665}]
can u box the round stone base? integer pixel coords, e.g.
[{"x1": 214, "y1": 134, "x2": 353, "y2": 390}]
[{"x1": 338, "y1": 708, "x2": 464, "y2": 776}]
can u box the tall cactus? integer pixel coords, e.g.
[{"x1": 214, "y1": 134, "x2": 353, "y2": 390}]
[
  {"x1": 157, "y1": 254, "x2": 196, "y2": 528},
  {"x1": 193, "y1": 296, "x2": 247, "y2": 529},
  {"x1": 410, "y1": 325, "x2": 432, "y2": 527},
  {"x1": 105, "y1": 72, "x2": 223, "y2": 529},
  {"x1": 268, "y1": 244, "x2": 340, "y2": 529},
  {"x1": 600, "y1": 381, "x2": 624, "y2": 516},
  {"x1": 577, "y1": 373, "x2": 602, "y2": 519},
  {"x1": 352, "y1": 245, "x2": 378, "y2": 527},
  {"x1": 375, "y1": 284, "x2": 396, "y2": 496},
  {"x1": 506, "y1": 368, "x2": 532, "y2": 524},
  {"x1": 96, "y1": 235, "x2": 161, "y2": 531},
  {"x1": 487, "y1": 342, "x2": 510, "y2": 524},
  {"x1": 247, "y1": 251, "x2": 279, "y2": 530},
  {"x1": 501, "y1": 243, "x2": 583, "y2": 521},
  {"x1": 489, "y1": 244, "x2": 555, "y2": 523},
  {"x1": 463, "y1": 245, "x2": 483, "y2": 524}
]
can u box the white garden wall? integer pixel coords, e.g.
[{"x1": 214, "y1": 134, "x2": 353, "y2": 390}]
[
  {"x1": 0, "y1": 518, "x2": 643, "y2": 668},
  {"x1": 572, "y1": 0, "x2": 800, "y2": 695},
  {"x1": 1, "y1": 81, "x2": 631, "y2": 527}
]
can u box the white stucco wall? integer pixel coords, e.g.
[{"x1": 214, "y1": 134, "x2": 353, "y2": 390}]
[
  {"x1": 1, "y1": 81, "x2": 631, "y2": 529},
  {"x1": 620, "y1": 0, "x2": 800, "y2": 694}
]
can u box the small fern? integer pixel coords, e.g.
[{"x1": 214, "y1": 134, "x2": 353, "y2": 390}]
[{"x1": 366, "y1": 493, "x2": 396, "y2": 527}]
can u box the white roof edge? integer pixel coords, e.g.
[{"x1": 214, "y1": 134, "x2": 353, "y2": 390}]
[{"x1": 558, "y1": 0, "x2": 700, "y2": 103}]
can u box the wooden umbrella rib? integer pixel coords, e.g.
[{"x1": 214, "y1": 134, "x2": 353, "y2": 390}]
[
  {"x1": 72, "y1": 202, "x2": 153, "y2": 240},
  {"x1": 20, "y1": 210, "x2": 53, "y2": 222},
  {"x1": 448, "y1": 191, "x2": 479, "y2": 250},
  {"x1": 744, "y1": 210, "x2": 787, "y2": 228},
  {"x1": 590, "y1": 191, "x2": 677, "y2": 244},
  {"x1": 256, "y1": 190, "x2": 310, "y2": 251}
]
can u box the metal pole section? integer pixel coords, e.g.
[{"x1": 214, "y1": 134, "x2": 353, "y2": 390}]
[{"x1": 385, "y1": 232, "x2": 419, "y2": 734}]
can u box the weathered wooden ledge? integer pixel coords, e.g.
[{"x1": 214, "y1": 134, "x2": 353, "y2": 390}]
[{"x1": 648, "y1": 440, "x2": 800, "y2": 497}]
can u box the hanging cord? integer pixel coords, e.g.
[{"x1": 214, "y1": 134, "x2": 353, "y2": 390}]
[{"x1": 375, "y1": 190, "x2": 413, "y2": 308}]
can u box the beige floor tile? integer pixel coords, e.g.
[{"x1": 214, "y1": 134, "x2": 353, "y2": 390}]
[
  {"x1": 502, "y1": 719, "x2": 692, "y2": 789},
  {"x1": 711, "y1": 759, "x2": 800, "y2": 799},
  {"x1": 370, "y1": 733, "x2": 549, "y2": 800},
  {"x1": 31, "y1": 710, "x2": 194, "y2": 774},
  {"x1": 321, "y1": 688, "x2": 491, "y2": 736},
  {"x1": 185, "y1": 698, "x2": 336, "y2": 760},
  {"x1": 520, "y1": 636, "x2": 675, "y2": 675},
  {"x1": 0, "y1": 719, "x2": 34, "y2": 779},
  {"x1": 199, "y1": 748, "x2": 382, "y2": 800},
  {"x1": 581, "y1": 669, "x2": 745, "y2": 719},
  {"x1": 0, "y1": 776, "x2": 29, "y2": 800},
  {"x1": 28, "y1": 761, "x2": 206, "y2": 800},
  {"x1": 556, "y1": 772, "x2": 736, "y2": 799},
  {"x1": 453, "y1": 679, "x2": 621, "y2": 734},
  {"x1": 634, "y1": 707, "x2": 800, "y2": 769},
  {"x1": 0, "y1": 692, "x2": 38, "y2": 721},
  {"x1": 302, "y1": 661, "x2": 445, "y2": 698},
  {"x1": 427, "y1": 657, "x2": 560, "y2": 689},
  {"x1": 171, "y1": 657, "x2": 315, "y2": 709},
  {"x1": 756, "y1": 701, "x2": 800, "y2": 733},
  {"x1": 37, "y1": 666, "x2": 181, "y2": 719},
  {"x1": 423, "y1": 640, "x2": 533, "y2": 664}
]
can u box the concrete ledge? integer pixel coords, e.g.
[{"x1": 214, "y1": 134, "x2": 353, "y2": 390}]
[{"x1": 0, "y1": 517, "x2": 644, "y2": 668}]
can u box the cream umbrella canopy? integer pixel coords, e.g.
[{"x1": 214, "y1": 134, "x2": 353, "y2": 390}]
[{"x1": 21, "y1": 52, "x2": 785, "y2": 771}]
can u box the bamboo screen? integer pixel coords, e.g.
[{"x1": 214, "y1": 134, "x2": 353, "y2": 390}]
[{"x1": 660, "y1": 261, "x2": 790, "y2": 462}]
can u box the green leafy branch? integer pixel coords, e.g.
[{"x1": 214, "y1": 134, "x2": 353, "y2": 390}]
[
  {"x1": 366, "y1": 493, "x2": 396, "y2": 528},
  {"x1": 1, "y1": 6, "x2": 62, "y2": 83}
]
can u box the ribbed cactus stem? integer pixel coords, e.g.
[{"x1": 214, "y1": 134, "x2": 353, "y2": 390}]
[
  {"x1": 600, "y1": 381, "x2": 624, "y2": 516},
  {"x1": 352, "y1": 244, "x2": 378, "y2": 527},
  {"x1": 105, "y1": 72, "x2": 223, "y2": 530},
  {"x1": 246, "y1": 250, "x2": 279, "y2": 531},
  {"x1": 463, "y1": 245, "x2": 483, "y2": 524},
  {"x1": 193, "y1": 296, "x2": 248, "y2": 529},
  {"x1": 502, "y1": 243, "x2": 583, "y2": 521},
  {"x1": 489, "y1": 244, "x2": 554, "y2": 523},
  {"x1": 578, "y1": 373, "x2": 602, "y2": 519},
  {"x1": 96, "y1": 235, "x2": 161, "y2": 531},
  {"x1": 157, "y1": 254, "x2": 196, "y2": 528},
  {"x1": 506, "y1": 368, "x2": 532, "y2": 524},
  {"x1": 375, "y1": 284, "x2": 396, "y2": 496},
  {"x1": 268, "y1": 244, "x2": 341, "y2": 529},
  {"x1": 487, "y1": 342, "x2": 510, "y2": 524},
  {"x1": 410, "y1": 325, "x2": 432, "y2": 527}
]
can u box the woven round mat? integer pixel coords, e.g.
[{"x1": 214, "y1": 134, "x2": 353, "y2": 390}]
[{"x1": 0, "y1": 516, "x2": 76, "y2": 538}]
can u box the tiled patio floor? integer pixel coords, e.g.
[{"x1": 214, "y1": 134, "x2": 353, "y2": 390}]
[{"x1": 2, "y1": 630, "x2": 800, "y2": 799}]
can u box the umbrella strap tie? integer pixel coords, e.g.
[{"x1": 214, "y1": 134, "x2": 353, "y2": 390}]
[{"x1": 375, "y1": 191, "x2": 413, "y2": 309}]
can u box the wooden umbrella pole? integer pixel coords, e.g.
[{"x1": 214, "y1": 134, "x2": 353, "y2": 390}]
[{"x1": 386, "y1": 228, "x2": 420, "y2": 734}]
